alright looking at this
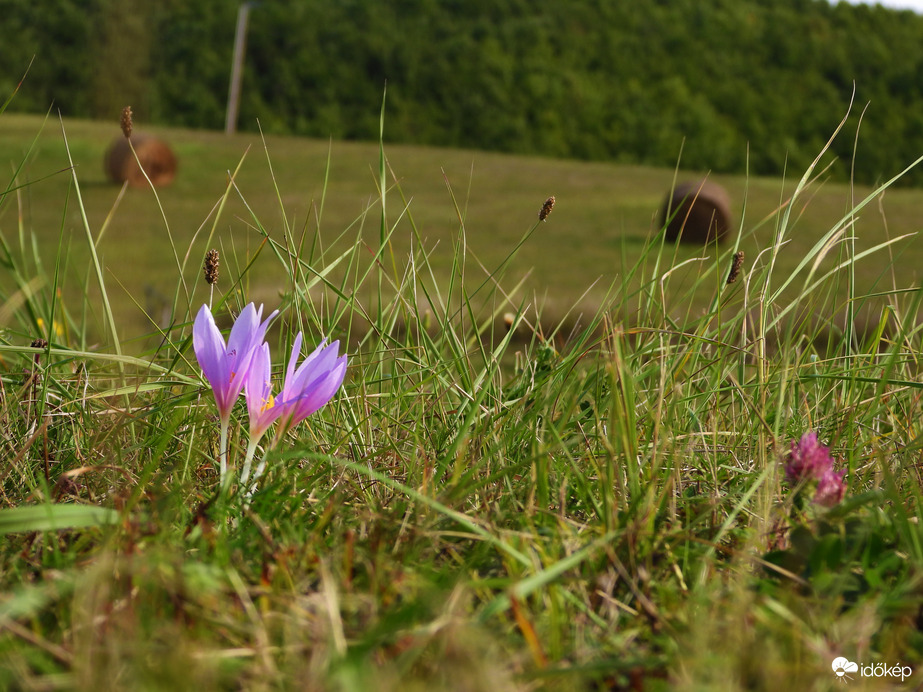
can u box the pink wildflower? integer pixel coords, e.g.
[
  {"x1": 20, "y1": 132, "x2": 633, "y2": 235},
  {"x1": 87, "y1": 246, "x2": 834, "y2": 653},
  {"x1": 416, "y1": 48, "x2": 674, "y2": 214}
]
[
  {"x1": 783, "y1": 431, "x2": 847, "y2": 507},
  {"x1": 784, "y1": 432, "x2": 835, "y2": 483},
  {"x1": 814, "y1": 467, "x2": 847, "y2": 507}
]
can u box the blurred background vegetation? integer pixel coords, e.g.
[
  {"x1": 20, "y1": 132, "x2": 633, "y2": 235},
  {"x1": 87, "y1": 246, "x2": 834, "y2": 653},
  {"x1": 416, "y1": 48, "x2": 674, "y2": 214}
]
[{"x1": 3, "y1": 0, "x2": 923, "y2": 186}]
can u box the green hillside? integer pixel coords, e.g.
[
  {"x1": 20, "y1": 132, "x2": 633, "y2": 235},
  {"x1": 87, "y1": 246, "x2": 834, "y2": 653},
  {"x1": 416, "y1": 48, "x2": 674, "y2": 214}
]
[{"x1": 3, "y1": 0, "x2": 923, "y2": 184}]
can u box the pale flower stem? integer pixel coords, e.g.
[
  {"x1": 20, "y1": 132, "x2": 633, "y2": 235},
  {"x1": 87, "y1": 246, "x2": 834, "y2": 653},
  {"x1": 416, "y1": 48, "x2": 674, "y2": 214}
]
[
  {"x1": 251, "y1": 426, "x2": 285, "y2": 485},
  {"x1": 240, "y1": 438, "x2": 260, "y2": 488},
  {"x1": 218, "y1": 417, "x2": 230, "y2": 485},
  {"x1": 241, "y1": 457, "x2": 267, "y2": 503},
  {"x1": 251, "y1": 457, "x2": 267, "y2": 485}
]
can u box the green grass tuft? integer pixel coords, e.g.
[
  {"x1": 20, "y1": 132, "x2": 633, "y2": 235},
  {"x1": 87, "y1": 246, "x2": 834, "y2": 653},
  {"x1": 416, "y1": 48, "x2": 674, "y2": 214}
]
[{"x1": 1, "y1": 108, "x2": 923, "y2": 690}]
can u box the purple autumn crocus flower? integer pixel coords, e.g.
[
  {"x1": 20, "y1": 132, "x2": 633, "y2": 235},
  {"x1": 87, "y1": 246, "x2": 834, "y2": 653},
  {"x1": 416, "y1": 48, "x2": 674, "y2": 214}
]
[
  {"x1": 240, "y1": 333, "x2": 347, "y2": 486},
  {"x1": 193, "y1": 302, "x2": 278, "y2": 482}
]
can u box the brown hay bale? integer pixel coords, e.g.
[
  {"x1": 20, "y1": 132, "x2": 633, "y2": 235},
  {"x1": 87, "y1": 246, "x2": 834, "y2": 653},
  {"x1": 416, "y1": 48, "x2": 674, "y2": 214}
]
[
  {"x1": 104, "y1": 134, "x2": 177, "y2": 188},
  {"x1": 660, "y1": 180, "x2": 731, "y2": 245}
]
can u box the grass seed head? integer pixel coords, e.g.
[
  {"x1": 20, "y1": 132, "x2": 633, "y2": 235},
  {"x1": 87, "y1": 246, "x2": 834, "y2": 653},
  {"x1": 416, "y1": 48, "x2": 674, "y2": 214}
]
[
  {"x1": 539, "y1": 195, "x2": 556, "y2": 221},
  {"x1": 726, "y1": 250, "x2": 745, "y2": 284},
  {"x1": 203, "y1": 249, "x2": 220, "y2": 285},
  {"x1": 120, "y1": 106, "x2": 133, "y2": 139}
]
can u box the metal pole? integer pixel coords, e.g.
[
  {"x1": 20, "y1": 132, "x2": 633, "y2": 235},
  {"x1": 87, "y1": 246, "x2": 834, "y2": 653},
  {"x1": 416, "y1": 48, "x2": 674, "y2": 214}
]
[{"x1": 225, "y1": 3, "x2": 251, "y2": 135}]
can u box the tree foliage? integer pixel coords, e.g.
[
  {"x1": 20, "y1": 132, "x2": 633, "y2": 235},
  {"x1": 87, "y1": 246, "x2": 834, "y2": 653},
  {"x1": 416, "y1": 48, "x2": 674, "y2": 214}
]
[{"x1": 3, "y1": 0, "x2": 923, "y2": 184}]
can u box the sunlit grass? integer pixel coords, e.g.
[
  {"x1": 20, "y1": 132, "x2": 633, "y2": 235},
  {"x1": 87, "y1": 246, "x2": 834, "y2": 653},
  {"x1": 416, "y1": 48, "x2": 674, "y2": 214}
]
[
  {"x1": 1, "y1": 106, "x2": 923, "y2": 690},
  {"x1": 2, "y1": 112, "x2": 922, "y2": 347}
]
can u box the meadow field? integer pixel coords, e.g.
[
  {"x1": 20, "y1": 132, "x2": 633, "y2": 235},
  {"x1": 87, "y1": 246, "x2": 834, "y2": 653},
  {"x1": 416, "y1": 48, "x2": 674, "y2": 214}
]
[
  {"x1": 1, "y1": 109, "x2": 923, "y2": 690},
  {"x1": 2, "y1": 112, "x2": 922, "y2": 347}
]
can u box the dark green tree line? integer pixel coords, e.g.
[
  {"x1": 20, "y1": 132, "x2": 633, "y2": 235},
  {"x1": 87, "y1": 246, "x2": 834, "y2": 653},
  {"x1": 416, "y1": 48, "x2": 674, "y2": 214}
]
[{"x1": 3, "y1": 0, "x2": 923, "y2": 184}]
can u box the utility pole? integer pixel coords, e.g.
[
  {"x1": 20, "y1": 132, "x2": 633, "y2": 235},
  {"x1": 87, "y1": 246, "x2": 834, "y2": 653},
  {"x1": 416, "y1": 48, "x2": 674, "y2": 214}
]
[{"x1": 225, "y1": 2, "x2": 252, "y2": 135}]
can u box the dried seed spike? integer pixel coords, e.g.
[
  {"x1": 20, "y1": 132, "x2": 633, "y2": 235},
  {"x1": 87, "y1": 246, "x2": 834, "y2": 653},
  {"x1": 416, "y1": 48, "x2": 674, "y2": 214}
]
[
  {"x1": 726, "y1": 250, "x2": 744, "y2": 284},
  {"x1": 120, "y1": 106, "x2": 133, "y2": 139},
  {"x1": 203, "y1": 249, "x2": 220, "y2": 285},
  {"x1": 539, "y1": 195, "x2": 556, "y2": 221}
]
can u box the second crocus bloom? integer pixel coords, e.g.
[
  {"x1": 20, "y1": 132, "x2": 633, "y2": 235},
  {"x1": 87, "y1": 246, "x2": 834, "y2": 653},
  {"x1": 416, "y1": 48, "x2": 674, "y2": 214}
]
[{"x1": 241, "y1": 333, "x2": 347, "y2": 485}]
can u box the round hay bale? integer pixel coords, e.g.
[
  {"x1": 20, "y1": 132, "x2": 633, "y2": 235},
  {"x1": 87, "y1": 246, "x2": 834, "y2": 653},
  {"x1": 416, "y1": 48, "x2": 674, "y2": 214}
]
[
  {"x1": 104, "y1": 134, "x2": 177, "y2": 188},
  {"x1": 660, "y1": 180, "x2": 731, "y2": 245}
]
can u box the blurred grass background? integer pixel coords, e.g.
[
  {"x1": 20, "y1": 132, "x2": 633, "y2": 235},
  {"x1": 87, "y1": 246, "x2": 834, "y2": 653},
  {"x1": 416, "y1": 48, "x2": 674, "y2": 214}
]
[{"x1": 1, "y1": 112, "x2": 920, "y2": 348}]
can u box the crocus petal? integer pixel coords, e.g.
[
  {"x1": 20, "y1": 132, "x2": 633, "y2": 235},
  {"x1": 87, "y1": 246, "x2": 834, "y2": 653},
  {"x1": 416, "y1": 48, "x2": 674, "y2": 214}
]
[
  {"x1": 276, "y1": 339, "x2": 347, "y2": 431},
  {"x1": 227, "y1": 304, "x2": 279, "y2": 388},
  {"x1": 244, "y1": 342, "x2": 284, "y2": 443},
  {"x1": 287, "y1": 355, "x2": 347, "y2": 423},
  {"x1": 244, "y1": 341, "x2": 270, "y2": 421},
  {"x1": 229, "y1": 304, "x2": 270, "y2": 363},
  {"x1": 193, "y1": 305, "x2": 227, "y2": 383},
  {"x1": 288, "y1": 339, "x2": 339, "y2": 391},
  {"x1": 288, "y1": 347, "x2": 347, "y2": 414},
  {"x1": 193, "y1": 304, "x2": 235, "y2": 417},
  {"x1": 226, "y1": 303, "x2": 259, "y2": 361},
  {"x1": 284, "y1": 332, "x2": 305, "y2": 385},
  {"x1": 193, "y1": 302, "x2": 279, "y2": 421}
]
